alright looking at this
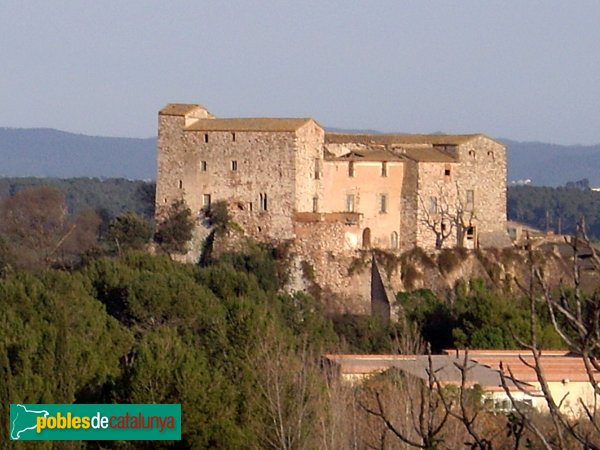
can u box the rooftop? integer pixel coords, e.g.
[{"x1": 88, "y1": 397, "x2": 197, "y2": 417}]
[
  {"x1": 159, "y1": 103, "x2": 207, "y2": 116},
  {"x1": 325, "y1": 132, "x2": 497, "y2": 146},
  {"x1": 185, "y1": 118, "x2": 315, "y2": 132}
]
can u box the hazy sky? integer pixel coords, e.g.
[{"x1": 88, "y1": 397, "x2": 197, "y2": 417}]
[{"x1": 2, "y1": 1, "x2": 599, "y2": 144}]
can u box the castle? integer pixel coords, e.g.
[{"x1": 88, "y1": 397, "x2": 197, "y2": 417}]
[{"x1": 156, "y1": 103, "x2": 510, "y2": 314}]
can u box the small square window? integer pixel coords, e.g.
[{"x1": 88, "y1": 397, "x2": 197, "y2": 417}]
[{"x1": 444, "y1": 168, "x2": 451, "y2": 176}]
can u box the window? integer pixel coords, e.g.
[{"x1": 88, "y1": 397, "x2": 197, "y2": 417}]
[
  {"x1": 201, "y1": 160, "x2": 207, "y2": 171},
  {"x1": 314, "y1": 158, "x2": 321, "y2": 179},
  {"x1": 232, "y1": 132, "x2": 236, "y2": 142},
  {"x1": 231, "y1": 160, "x2": 238, "y2": 171},
  {"x1": 428, "y1": 196, "x2": 437, "y2": 213},
  {"x1": 346, "y1": 194, "x2": 355, "y2": 213},
  {"x1": 203, "y1": 194, "x2": 211, "y2": 208},
  {"x1": 178, "y1": 180, "x2": 183, "y2": 189},
  {"x1": 379, "y1": 194, "x2": 388, "y2": 214},
  {"x1": 390, "y1": 231, "x2": 399, "y2": 249},
  {"x1": 468, "y1": 150, "x2": 475, "y2": 158},
  {"x1": 312, "y1": 197, "x2": 318, "y2": 213},
  {"x1": 259, "y1": 193, "x2": 268, "y2": 211},
  {"x1": 466, "y1": 226, "x2": 475, "y2": 240},
  {"x1": 348, "y1": 161, "x2": 355, "y2": 177},
  {"x1": 204, "y1": 134, "x2": 209, "y2": 143},
  {"x1": 444, "y1": 164, "x2": 451, "y2": 177},
  {"x1": 466, "y1": 190, "x2": 474, "y2": 211},
  {"x1": 488, "y1": 150, "x2": 494, "y2": 160},
  {"x1": 381, "y1": 162, "x2": 388, "y2": 177}
]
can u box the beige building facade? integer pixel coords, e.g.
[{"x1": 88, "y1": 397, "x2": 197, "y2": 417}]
[{"x1": 156, "y1": 103, "x2": 509, "y2": 259}]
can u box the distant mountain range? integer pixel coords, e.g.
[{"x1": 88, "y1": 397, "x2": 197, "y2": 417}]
[
  {"x1": 1, "y1": 127, "x2": 599, "y2": 186},
  {"x1": 0, "y1": 128, "x2": 155, "y2": 180}
]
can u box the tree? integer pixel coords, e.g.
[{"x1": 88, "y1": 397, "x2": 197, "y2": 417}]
[
  {"x1": 497, "y1": 225, "x2": 600, "y2": 449},
  {"x1": 154, "y1": 200, "x2": 194, "y2": 256},
  {"x1": 107, "y1": 211, "x2": 153, "y2": 254},
  {"x1": 418, "y1": 183, "x2": 476, "y2": 249},
  {"x1": 0, "y1": 186, "x2": 92, "y2": 270}
]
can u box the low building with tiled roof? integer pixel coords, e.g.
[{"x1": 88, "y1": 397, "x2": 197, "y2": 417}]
[{"x1": 323, "y1": 350, "x2": 597, "y2": 417}]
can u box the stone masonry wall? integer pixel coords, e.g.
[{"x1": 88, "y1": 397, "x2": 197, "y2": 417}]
[
  {"x1": 415, "y1": 161, "x2": 461, "y2": 249},
  {"x1": 295, "y1": 121, "x2": 325, "y2": 213},
  {"x1": 453, "y1": 137, "x2": 507, "y2": 237},
  {"x1": 291, "y1": 219, "x2": 372, "y2": 314}
]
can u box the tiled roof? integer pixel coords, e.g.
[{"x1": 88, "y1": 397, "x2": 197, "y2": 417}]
[
  {"x1": 449, "y1": 350, "x2": 600, "y2": 383},
  {"x1": 322, "y1": 354, "x2": 522, "y2": 389},
  {"x1": 325, "y1": 133, "x2": 494, "y2": 146},
  {"x1": 185, "y1": 118, "x2": 314, "y2": 132},
  {"x1": 159, "y1": 104, "x2": 206, "y2": 116},
  {"x1": 402, "y1": 147, "x2": 456, "y2": 163}
]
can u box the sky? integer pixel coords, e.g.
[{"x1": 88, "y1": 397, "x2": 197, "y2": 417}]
[{"x1": 1, "y1": 1, "x2": 599, "y2": 145}]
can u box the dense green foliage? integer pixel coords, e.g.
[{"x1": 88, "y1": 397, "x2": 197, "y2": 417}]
[
  {"x1": 0, "y1": 248, "x2": 339, "y2": 448},
  {"x1": 155, "y1": 200, "x2": 195, "y2": 256},
  {"x1": 508, "y1": 184, "x2": 600, "y2": 239},
  {"x1": 397, "y1": 282, "x2": 563, "y2": 352}
]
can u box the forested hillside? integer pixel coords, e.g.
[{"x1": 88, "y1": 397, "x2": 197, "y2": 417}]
[
  {"x1": 0, "y1": 177, "x2": 154, "y2": 220},
  {"x1": 507, "y1": 184, "x2": 600, "y2": 239}
]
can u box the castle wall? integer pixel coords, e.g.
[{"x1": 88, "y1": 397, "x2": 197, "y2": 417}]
[
  {"x1": 454, "y1": 137, "x2": 507, "y2": 245},
  {"x1": 292, "y1": 219, "x2": 371, "y2": 314},
  {"x1": 400, "y1": 159, "x2": 419, "y2": 251},
  {"x1": 415, "y1": 162, "x2": 461, "y2": 249},
  {"x1": 295, "y1": 121, "x2": 325, "y2": 213}
]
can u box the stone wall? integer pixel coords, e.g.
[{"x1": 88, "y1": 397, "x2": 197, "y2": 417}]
[
  {"x1": 295, "y1": 121, "x2": 324, "y2": 212},
  {"x1": 291, "y1": 218, "x2": 372, "y2": 314},
  {"x1": 157, "y1": 111, "x2": 312, "y2": 254},
  {"x1": 454, "y1": 137, "x2": 508, "y2": 246},
  {"x1": 414, "y1": 161, "x2": 461, "y2": 249}
]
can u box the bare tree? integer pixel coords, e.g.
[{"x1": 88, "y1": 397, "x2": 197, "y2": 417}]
[
  {"x1": 250, "y1": 329, "x2": 321, "y2": 450},
  {"x1": 359, "y1": 349, "x2": 452, "y2": 449},
  {"x1": 418, "y1": 183, "x2": 475, "y2": 249},
  {"x1": 497, "y1": 223, "x2": 600, "y2": 449}
]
